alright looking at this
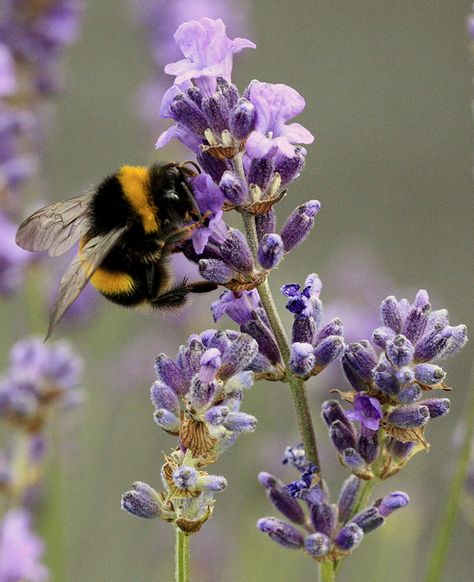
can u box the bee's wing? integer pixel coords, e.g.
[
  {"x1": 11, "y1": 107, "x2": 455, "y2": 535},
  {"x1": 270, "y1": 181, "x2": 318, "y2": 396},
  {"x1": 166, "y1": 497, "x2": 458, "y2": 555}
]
[
  {"x1": 16, "y1": 189, "x2": 94, "y2": 257},
  {"x1": 46, "y1": 225, "x2": 128, "y2": 339}
]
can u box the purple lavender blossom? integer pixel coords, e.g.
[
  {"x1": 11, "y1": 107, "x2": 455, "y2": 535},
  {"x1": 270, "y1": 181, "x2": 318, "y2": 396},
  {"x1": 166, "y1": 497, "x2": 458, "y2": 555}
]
[
  {"x1": 0, "y1": 508, "x2": 49, "y2": 581},
  {"x1": 0, "y1": 0, "x2": 83, "y2": 95},
  {"x1": 0, "y1": 44, "x2": 16, "y2": 97},
  {"x1": 0, "y1": 336, "x2": 83, "y2": 428},
  {"x1": 257, "y1": 445, "x2": 408, "y2": 560},
  {"x1": 345, "y1": 393, "x2": 383, "y2": 432},
  {"x1": 0, "y1": 211, "x2": 31, "y2": 294}
]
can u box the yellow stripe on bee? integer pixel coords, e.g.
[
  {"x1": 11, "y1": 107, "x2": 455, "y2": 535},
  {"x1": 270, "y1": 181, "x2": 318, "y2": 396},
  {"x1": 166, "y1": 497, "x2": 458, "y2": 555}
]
[
  {"x1": 118, "y1": 166, "x2": 159, "y2": 233},
  {"x1": 90, "y1": 267, "x2": 135, "y2": 295}
]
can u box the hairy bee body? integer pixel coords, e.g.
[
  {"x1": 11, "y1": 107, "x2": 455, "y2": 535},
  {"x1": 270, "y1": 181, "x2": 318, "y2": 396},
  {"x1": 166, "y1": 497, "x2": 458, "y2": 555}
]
[{"x1": 16, "y1": 162, "x2": 216, "y2": 337}]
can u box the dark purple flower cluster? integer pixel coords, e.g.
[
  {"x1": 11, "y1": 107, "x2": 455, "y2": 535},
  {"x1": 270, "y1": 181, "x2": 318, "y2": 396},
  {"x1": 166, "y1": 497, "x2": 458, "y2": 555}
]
[
  {"x1": 327, "y1": 290, "x2": 468, "y2": 477},
  {"x1": 0, "y1": 336, "x2": 83, "y2": 430},
  {"x1": 257, "y1": 445, "x2": 408, "y2": 560},
  {"x1": 0, "y1": 508, "x2": 48, "y2": 582},
  {"x1": 282, "y1": 274, "x2": 345, "y2": 378},
  {"x1": 122, "y1": 328, "x2": 258, "y2": 532},
  {"x1": 0, "y1": 0, "x2": 83, "y2": 95}
]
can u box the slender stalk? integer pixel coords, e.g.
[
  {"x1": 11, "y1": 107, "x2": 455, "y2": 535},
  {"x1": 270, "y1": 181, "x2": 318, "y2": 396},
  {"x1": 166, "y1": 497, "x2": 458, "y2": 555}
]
[
  {"x1": 175, "y1": 528, "x2": 190, "y2": 582},
  {"x1": 240, "y1": 211, "x2": 320, "y2": 468},
  {"x1": 320, "y1": 561, "x2": 335, "y2": 582},
  {"x1": 423, "y1": 359, "x2": 474, "y2": 582}
]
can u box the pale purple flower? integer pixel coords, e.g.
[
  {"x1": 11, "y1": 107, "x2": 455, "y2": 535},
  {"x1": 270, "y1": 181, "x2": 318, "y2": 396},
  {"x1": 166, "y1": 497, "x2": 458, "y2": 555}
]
[
  {"x1": 0, "y1": 44, "x2": 16, "y2": 96},
  {"x1": 211, "y1": 289, "x2": 261, "y2": 325},
  {"x1": 245, "y1": 81, "x2": 314, "y2": 159},
  {"x1": 0, "y1": 508, "x2": 49, "y2": 582},
  {"x1": 0, "y1": 211, "x2": 31, "y2": 294},
  {"x1": 346, "y1": 393, "x2": 383, "y2": 431},
  {"x1": 164, "y1": 18, "x2": 255, "y2": 95}
]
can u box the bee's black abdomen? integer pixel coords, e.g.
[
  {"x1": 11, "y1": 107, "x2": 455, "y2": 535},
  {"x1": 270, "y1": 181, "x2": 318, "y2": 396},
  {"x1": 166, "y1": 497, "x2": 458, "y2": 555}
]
[{"x1": 89, "y1": 173, "x2": 133, "y2": 234}]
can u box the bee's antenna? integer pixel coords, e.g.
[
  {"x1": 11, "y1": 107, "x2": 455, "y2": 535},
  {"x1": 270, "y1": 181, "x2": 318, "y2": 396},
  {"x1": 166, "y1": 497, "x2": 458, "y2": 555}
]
[{"x1": 181, "y1": 160, "x2": 201, "y2": 175}]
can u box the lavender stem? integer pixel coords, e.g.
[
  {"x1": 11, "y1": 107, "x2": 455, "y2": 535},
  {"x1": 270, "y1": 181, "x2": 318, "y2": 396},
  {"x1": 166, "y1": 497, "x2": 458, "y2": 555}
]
[
  {"x1": 241, "y1": 211, "x2": 320, "y2": 468},
  {"x1": 175, "y1": 528, "x2": 190, "y2": 582}
]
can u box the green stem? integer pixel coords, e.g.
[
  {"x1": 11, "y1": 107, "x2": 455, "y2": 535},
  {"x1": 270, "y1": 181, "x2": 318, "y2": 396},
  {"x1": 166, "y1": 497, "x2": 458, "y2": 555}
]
[
  {"x1": 175, "y1": 528, "x2": 190, "y2": 582},
  {"x1": 423, "y1": 359, "x2": 474, "y2": 582},
  {"x1": 240, "y1": 211, "x2": 320, "y2": 468},
  {"x1": 320, "y1": 562, "x2": 335, "y2": 582}
]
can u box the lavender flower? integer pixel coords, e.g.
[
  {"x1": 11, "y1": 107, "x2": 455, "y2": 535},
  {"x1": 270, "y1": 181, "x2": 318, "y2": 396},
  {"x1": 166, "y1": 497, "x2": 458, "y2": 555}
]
[
  {"x1": 0, "y1": 211, "x2": 31, "y2": 295},
  {"x1": 151, "y1": 330, "x2": 257, "y2": 457},
  {"x1": 257, "y1": 446, "x2": 408, "y2": 561},
  {"x1": 0, "y1": 336, "x2": 83, "y2": 430},
  {"x1": 0, "y1": 508, "x2": 49, "y2": 582},
  {"x1": 282, "y1": 274, "x2": 345, "y2": 378}
]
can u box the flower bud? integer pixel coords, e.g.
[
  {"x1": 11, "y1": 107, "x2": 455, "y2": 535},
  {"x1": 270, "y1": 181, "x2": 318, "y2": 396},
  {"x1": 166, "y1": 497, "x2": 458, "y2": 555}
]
[
  {"x1": 221, "y1": 229, "x2": 254, "y2": 274},
  {"x1": 318, "y1": 318, "x2": 344, "y2": 342},
  {"x1": 351, "y1": 507, "x2": 384, "y2": 533},
  {"x1": 289, "y1": 343, "x2": 315, "y2": 376},
  {"x1": 258, "y1": 234, "x2": 284, "y2": 270},
  {"x1": 197, "y1": 474, "x2": 227, "y2": 492},
  {"x1": 202, "y1": 93, "x2": 230, "y2": 134},
  {"x1": 414, "y1": 364, "x2": 446, "y2": 386},
  {"x1": 310, "y1": 502, "x2": 337, "y2": 537},
  {"x1": 385, "y1": 438, "x2": 415, "y2": 460},
  {"x1": 329, "y1": 421, "x2": 357, "y2": 453},
  {"x1": 256, "y1": 209, "x2": 276, "y2": 241},
  {"x1": 196, "y1": 151, "x2": 230, "y2": 183},
  {"x1": 187, "y1": 86, "x2": 203, "y2": 106},
  {"x1": 189, "y1": 377, "x2": 218, "y2": 411},
  {"x1": 199, "y1": 259, "x2": 236, "y2": 284},
  {"x1": 403, "y1": 290, "x2": 431, "y2": 342},
  {"x1": 121, "y1": 482, "x2": 161, "y2": 519},
  {"x1": 274, "y1": 148, "x2": 305, "y2": 185},
  {"x1": 441, "y1": 325, "x2": 468, "y2": 358},
  {"x1": 280, "y1": 200, "x2": 321, "y2": 252},
  {"x1": 217, "y1": 77, "x2": 239, "y2": 108},
  {"x1": 386, "y1": 405, "x2": 429, "y2": 429},
  {"x1": 376, "y1": 492, "x2": 409, "y2": 517},
  {"x1": 258, "y1": 472, "x2": 306, "y2": 525},
  {"x1": 380, "y1": 296, "x2": 403, "y2": 333},
  {"x1": 257, "y1": 517, "x2": 305, "y2": 549},
  {"x1": 204, "y1": 405, "x2": 229, "y2": 425},
  {"x1": 386, "y1": 335, "x2": 414, "y2": 368},
  {"x1": 241, "y1": 320, "x2": 281, "y2": 364},
  {"x1": 321, "y1": 400, "x2": 353, "y2": 430},
  {"x1": 372, "y1": 326, "x2": 396, "y2": 349},
  {"x1": 374, "y1": 364, "x2": 399, "y2": 396},
  {"x1": 223, "y1": 411, "x2": 257, "y2": 432},
  {"x1": 230, "y1": 97, "x2": 256, "y2": 139},
  {"x1": 218, "y1": 334, "x2": 258, "y2": 380},
  {"x1": 154, "y1": 409, "x2": 180, "y2": 433},
  {"x1": 342, "y1": 342, "x2": 377, "y2": 390},
  {"x1": 338, "y1": 475, "x2": 362, "y2": 524},
  {"x1": 341, "y1": 448, "x2": 367, "y2": 475},
  {"x1": 154, "y1": 354, "x2": 186, "y2": 395},
  {"x1": 398, "y1": 384, "x2": 422, "y2": 404},
  {"x1": 423, "y1": 398, "x2": 450, "y2": 419},
  {"x1": 248, "y1": 157, "x2": 274, "y2": 190},
  {"x1": 358, "y1": 430, "x2": 379, "y2": 464},
  {"x1": 219, "y1": 171, "x2": 247, "y2": 205},
  {"x1": 292, "y1": 315, "x2": 316, "y2": 345},
  {"x1": 304, "y1": 532, "x2": 330, "y2": 557},
  {"x1": 334, "y1": 523, "x2": 364, "y2": 551},
  {"x1": 313, "y1": 335, "x2": 345, "y2": 368},
  {"x1": 150, "y1": 381, "x2": 180, "y2": 416},
  {"x1": 413, "y1": 328, "x2": 452, "y2": 362},
  {"x1": 170, "y1": 93, "x2": 208, "y2": 134}
]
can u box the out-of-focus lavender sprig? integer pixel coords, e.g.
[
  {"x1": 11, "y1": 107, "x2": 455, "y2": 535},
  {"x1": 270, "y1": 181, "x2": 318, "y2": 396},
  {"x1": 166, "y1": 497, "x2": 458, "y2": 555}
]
[
  {"x1": 0, "y1": 508, "x2": 49, "y2": 582},
  {"x1": 257, "y1": 444, "x2": 408, "y2": 561},
  {"x1": 0, "y1": 211, "x2": 32, "y2": 295},
  {"x1": 322, "y1": 290, "x2": 468, "y2": 480},
  {"x1": 0, "y1": 336, "x2": 83, "y2": 505},
  {"x1": 122, "y1": 329, "x2": 258, "y2": 533}
]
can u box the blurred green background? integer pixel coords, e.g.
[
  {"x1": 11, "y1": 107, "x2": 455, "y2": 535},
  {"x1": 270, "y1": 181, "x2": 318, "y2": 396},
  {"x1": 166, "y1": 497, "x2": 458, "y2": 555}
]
[{"x1": 2, "y1": 0, "x2": 474, "y2": 580}]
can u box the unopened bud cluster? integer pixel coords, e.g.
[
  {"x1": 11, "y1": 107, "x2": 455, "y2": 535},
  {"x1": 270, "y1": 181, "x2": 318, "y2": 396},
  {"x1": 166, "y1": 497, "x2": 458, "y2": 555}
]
[
  {"x1": 257, "y1": 445, "x2": 408, "y2": 561},
  {"x1": 326, "y1": 290, "x2": 468, "y2": 478}
]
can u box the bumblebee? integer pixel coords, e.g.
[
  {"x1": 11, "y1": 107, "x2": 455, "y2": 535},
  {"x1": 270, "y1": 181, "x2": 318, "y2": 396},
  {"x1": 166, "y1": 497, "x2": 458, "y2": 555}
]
[{"x1": 16, "y1": 162, "x2": 217, "y2": 338}]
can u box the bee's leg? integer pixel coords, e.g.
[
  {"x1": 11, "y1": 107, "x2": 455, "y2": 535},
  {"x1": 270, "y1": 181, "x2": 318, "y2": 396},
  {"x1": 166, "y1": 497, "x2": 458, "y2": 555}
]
[
  {"x1": 164, "y1": 213, "x2": 211, "y2": 246},
  {"x1": 150, "y1": 280, "x2": 217, "y2": 310}
]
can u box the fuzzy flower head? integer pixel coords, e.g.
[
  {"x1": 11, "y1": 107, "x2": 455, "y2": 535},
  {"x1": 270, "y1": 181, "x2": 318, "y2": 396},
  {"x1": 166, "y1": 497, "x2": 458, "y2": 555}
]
[
  {"x1": 257, "y1": 446, "x2": 408, "y2": 561},
  {"x1": 0, "y1": 508, "x2": 49, "y2": 582},
  {"x1": 0, "y1": 337, "x2": 83, "y2": 430},
  {"x1": 151, "y1": 329, "x2": 258, "y2": 460}
]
